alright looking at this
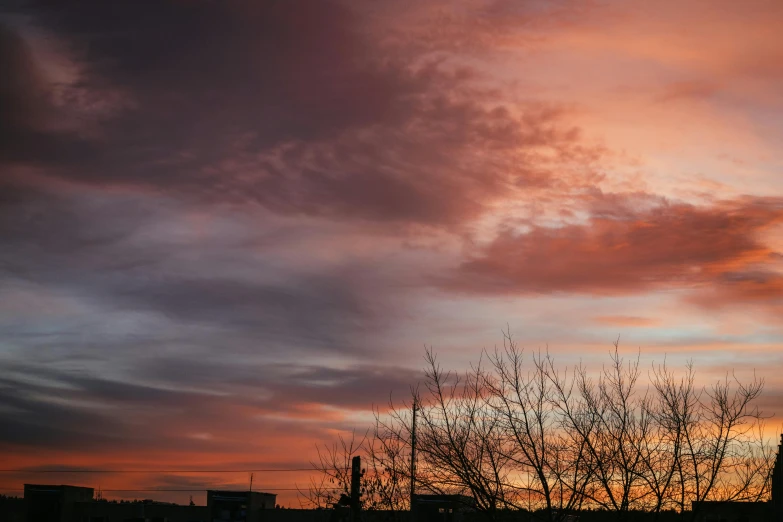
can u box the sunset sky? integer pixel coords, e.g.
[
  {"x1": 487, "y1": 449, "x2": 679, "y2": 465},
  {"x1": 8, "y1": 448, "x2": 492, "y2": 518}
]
[{"x1": 1, "y1": 0, "x2": 782, "y2": 506}]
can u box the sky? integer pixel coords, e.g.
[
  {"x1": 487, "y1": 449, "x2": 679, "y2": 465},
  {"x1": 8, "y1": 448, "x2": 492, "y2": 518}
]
[{"x1": 1, "y1": 0, "x2": 782, "y2": 507}]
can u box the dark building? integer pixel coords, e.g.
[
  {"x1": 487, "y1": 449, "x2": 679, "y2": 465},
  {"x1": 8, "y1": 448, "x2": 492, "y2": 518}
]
[
  {"x1": 72, "y1": 498, "x2": 210, "y2": 522},
  {"x1": 207, "y1": 490, "x2": 277, "y2": 521},
  {"x1": 24, "y1": 484, "x2": 94, "y2": 522},
  {"x1": 0, "y1": 495, "x2": 24, "y2": 522},
  {"x1": 773, "y1": 434, "x2": 783, "y2": 522},
  {"x1": 413, "y1": 494, "x2": 475, "y2": 522},
  {"x1": 691, "y1": 500, "x2": 771, "y2": 522}
]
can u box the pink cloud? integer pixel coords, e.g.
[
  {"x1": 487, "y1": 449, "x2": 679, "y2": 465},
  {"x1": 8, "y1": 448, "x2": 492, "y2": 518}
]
[{"x1": 447, "y1": 195, "x2": 783, "y2": 296}]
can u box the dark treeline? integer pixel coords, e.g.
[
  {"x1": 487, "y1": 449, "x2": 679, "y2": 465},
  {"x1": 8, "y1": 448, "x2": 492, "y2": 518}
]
[{"x1": 303, "y1": 332, "x2": 775, "y2": 522}]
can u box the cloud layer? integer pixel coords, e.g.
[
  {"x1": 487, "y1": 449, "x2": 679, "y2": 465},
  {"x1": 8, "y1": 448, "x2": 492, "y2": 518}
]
[{"x1": 452, "y1": 194, "x2": 783, "y2": 296}]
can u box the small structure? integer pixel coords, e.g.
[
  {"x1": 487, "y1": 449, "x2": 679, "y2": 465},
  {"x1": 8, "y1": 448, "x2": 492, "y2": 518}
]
[
  {"x1": 0, "y1": 495, "x2": 24, "y2": 522},
  {"x1": 72, "y1": 498, "x2": 210, "y2": 521},
  {"x1": 207, "y1": 490, "x2": 277, "y2": 521},
  {"x1": 24, "y1": 484, "x2": 94, "y2": 522},
  {"x1": 413, "y1": 494, "x2": 475, "y2": 522},
  {"x1": 691, "y1": 500, "x2": 771, "y2": 522},
  {"x1": 774, "y1": 434, "x2": 783, "y2": 522}
]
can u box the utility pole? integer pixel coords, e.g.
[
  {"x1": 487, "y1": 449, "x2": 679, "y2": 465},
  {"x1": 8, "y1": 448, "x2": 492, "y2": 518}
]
[
  {"x1": 248, "y1": 473, "x2": 254, "y2": 522},
  {"x1": 410, "y1": 396, "x2": 418, "y2": 521},
  {"x1": 350, "y1": 455, "x2": 361, "y2": 522}
]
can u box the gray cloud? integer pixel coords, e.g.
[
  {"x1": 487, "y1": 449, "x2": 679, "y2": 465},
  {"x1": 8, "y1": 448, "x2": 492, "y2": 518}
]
[
  {"x1": 0, "y1": 374, "x2": 132, "y2": 450},
  {"x1": 0, "y1": 180, "x2": 405, "y2": 361},
  {"x1": 1, "y1": 0, "x2": 595, "y2": 226},
  {"x1": 0, "y1": 360, "x2": 421, "y2": 455},
  {"x1": 0, "y1": 0, "x2": 599, "y2": 477}
]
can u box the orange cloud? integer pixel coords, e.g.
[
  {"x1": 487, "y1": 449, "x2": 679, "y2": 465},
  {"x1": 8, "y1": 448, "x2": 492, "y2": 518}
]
[
  {"x1": 593, "y1": 315, "x2": 661, "y2": 327},
  {"x1": 448, "y1": 195, "x2": 783, "y2": 297}
]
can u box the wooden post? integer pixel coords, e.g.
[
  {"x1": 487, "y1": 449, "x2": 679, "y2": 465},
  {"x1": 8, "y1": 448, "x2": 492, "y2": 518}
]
[
  {"x1": 350, "y1": 455, "x2": 361, "y2": 522},
  {"x1": 410, "y1": 397, "x2": 418, "y2": 521}
]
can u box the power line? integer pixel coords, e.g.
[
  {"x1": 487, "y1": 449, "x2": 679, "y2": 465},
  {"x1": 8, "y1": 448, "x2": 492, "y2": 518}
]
[
  {"x1": 0, "y1": 487, "x2": 306, "y2": 492},
  {"x1": 0, "y1": 468, "x2": 337, "y2": 473},
  {"x1": 107, "y1": 488, "x2": 303, "y2": 492}
]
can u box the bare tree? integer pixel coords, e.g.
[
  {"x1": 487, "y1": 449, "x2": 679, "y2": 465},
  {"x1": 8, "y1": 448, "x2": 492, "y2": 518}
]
[
  {"x1": 413, "y1": 349, "x2": 514, "y2": 519},
  {"x1": 308, "y1": 332, "x2": 776, "y2": 521},
  {"x1": 367, "y1": 398, "x2": 414, "y2": 513},
  {"x1": 680, "y1": 371, "x2": 772, "y2": 521},
  {"x1": 642, "y1": 359, "x2": 700, "y2": 515},
  {"x1": 300, "y1": 427, "x2": 414, "y2": 517},
  {"x1": 484, "y1": 330, "x2": 589, "y2": 521},
  {"x1": 300, "y1": 431, "x2": 366, "y2": 509}
]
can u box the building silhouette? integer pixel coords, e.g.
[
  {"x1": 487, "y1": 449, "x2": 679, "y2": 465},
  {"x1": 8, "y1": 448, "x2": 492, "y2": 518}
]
[
  {"x1": 773, "y1": 433, "x2": 783, "y2": 521},
  {"x1": 23, "y1": 484, "x2": 93, "y2": 522},
  {"x1": 207, "y1": 490, "x2": 277, "y2": 521}
]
